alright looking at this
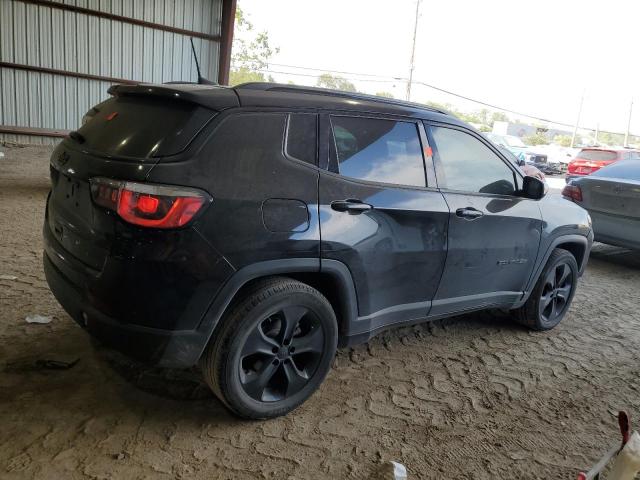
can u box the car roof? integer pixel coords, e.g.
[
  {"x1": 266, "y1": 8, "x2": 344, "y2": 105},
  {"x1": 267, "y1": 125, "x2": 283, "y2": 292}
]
[{"x1": 109, "y1": 82, "x2": 467, "y2": 127}]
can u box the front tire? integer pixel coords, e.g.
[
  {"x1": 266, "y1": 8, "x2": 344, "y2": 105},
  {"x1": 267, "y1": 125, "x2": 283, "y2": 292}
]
[
  {"x1": 200, "y1": 277, "x2": 338, "y2": 419},
  {"x1": 514, "y1": 249, "x2": 579, "y2": 330}
]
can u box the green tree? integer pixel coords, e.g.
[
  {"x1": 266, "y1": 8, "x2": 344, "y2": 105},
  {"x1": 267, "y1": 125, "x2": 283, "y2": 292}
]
[
  {"x1": 599, "y1": 132, "x2": 625, "y2": 146},
  {"x1": 375, "y1": 91, "x2": 394, "y2": 98},
  {"x1": 229, "y1": 7, "x2": 278, "y2": 86},
  {"x1": 522, "y1": 133, "x2": 549, "y2": 146},
  {"x1": 553, "y1": 135, "x2": 573, "y2": 147},
  {"x1": 491, "y1": 111, "x2": 509, "y2": 124},
  {"x1": 424, "y1": 101, "x2": 460, "y2": 116},
  {"x1": 316, "y1": 73, "x2": 357, "y2": 92}
]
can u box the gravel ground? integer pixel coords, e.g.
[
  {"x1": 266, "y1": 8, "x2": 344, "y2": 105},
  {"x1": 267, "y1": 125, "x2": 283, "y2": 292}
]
[{"x1": 1, "y1": 145, "x2": 639, "y2": 480}]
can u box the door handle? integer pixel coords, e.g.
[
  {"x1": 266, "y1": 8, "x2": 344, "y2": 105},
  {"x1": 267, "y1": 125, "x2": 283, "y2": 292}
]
[
  {"x1": 456, "y1": 207, "x2": 484, "y2": 220},
  {"x1": 331, "y1": 199, "x2": 373, "y2": 214}
]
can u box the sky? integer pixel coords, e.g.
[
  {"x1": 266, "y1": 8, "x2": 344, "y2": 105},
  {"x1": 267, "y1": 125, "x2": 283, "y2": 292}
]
[{"x1": 236, "y1": 0, "x2": 639, "y2": 136}]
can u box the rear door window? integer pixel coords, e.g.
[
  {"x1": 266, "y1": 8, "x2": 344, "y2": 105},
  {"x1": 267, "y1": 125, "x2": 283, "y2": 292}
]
[
  {"x1": 330, "y1": 116, "x2": 426, "y2": 187},
  {"x1": 76, "y1": 96, "x2": 214, "y2": 159}
]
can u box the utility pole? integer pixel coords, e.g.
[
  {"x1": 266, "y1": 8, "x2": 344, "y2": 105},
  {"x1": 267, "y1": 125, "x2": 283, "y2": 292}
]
[
  {"x1": 406, "y1": 0, "x2": 420, "y2": 101},
  {"x1": 594, "y1": 123, "x2": 599, "y2": 145},
  {"x1": 624, "y1": 98, "x2": 633, "y2": 148},
  {"x1": 571, "y1": 91, "x2": 584, "y2": 148}
]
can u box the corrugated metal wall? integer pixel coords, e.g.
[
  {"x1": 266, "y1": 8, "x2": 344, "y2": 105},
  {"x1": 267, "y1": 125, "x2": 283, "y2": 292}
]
[{"x1": 0, "y1": 0, "x2": 223, "y2": 145}]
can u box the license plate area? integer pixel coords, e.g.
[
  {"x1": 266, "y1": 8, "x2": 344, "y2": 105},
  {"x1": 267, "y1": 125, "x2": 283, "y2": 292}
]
[{"x1": 48, "y1": 171, "x2": 108, "y2": 270}]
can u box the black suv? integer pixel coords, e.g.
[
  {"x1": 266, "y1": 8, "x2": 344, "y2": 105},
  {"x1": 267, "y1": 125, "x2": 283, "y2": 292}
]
[{"x1": 44, "y1": 83, "x2": 593, "y2": 419}]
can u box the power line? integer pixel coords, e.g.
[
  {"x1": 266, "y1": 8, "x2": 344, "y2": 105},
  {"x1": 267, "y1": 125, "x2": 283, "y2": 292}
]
[
  {"x1": 233, "y1": 62, "x2": 637, "y2": 136},
  {"x1": 266, "y1": 62, "x2": 402, "y2": 80},
  {"x1": 412, "y1": 80, "x2": 575, "y2": 128},
  {"x1": 248, "y1": 68, "x2": 402, "y2": 84}
]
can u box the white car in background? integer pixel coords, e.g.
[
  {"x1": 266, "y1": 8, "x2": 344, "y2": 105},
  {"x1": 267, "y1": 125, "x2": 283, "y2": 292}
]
[{"x1": 534, "y1": 144, "x2": 578, "y2": 171}]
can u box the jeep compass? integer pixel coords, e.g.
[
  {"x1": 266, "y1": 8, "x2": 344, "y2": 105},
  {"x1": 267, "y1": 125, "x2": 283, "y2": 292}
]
[{"x1": 44, "y1": 82, "x2": 593, "y2": 419}]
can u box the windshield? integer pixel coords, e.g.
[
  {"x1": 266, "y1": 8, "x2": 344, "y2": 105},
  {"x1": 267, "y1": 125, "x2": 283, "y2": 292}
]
[{"x1": 505, "y1": 135, "x2": 526, "y2": 147}]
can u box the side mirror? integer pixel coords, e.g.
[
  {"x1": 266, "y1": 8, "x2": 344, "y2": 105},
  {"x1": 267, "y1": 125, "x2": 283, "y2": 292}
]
[
  {"x1": 521, "y1": 175, "x2": 547, "y2": 200},
  {"x1": 517, "y1": 159, "x2": 526, "y2": 167}
]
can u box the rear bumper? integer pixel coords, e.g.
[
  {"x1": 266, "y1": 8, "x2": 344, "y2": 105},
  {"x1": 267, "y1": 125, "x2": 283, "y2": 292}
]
[
  {"x1": 42, "y1": 212, "x2": 235, "y2": 367},
  {"x1": 44, "y1": 252, "x2": 210, "y2": 367}
]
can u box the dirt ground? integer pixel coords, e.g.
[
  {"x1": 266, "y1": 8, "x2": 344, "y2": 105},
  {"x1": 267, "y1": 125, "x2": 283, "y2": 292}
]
[{"x1": 1, "y1": 145, "x2": 639, "y2": 480}]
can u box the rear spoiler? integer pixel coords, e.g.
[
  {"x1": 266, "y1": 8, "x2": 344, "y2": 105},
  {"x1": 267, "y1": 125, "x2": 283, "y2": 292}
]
[{"x1": 107, "y1": 84, "x2": 239, "y2": 111}]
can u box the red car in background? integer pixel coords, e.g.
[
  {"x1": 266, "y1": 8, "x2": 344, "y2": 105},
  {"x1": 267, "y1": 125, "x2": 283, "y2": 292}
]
[{"x1": 566, "y1": 148, "x2": 640, "y2": 182}]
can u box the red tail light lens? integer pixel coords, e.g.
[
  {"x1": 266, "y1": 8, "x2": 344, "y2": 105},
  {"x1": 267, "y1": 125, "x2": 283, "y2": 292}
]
[
  {"x1": 90, "y1": 178, "x2": 210, "y2": 228},
  {"x1": 561, "y1": 184, "x2": 583, "y2": 202}
]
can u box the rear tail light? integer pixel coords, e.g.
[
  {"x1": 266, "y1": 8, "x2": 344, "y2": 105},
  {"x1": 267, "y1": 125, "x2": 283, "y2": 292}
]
[
  {"x1": 90, "y1": 178, "x2": 211, "y2": 228},
  {"x1": 561, "y1": 184, "x2": 583, "y2": 202}
]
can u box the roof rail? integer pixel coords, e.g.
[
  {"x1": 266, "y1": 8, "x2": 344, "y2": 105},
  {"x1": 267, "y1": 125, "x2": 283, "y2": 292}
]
[{"x1": 234, "y1": 82, "x2": 449, "y2": 115}]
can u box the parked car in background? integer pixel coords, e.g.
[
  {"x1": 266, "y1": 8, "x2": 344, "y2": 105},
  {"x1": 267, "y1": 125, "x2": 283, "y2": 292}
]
[
  {"x1": 43, "y1": 82, "x2": 593, "y2": 419},
  {"x1": 563, "y1": 160, "x2": 640, "y2": 249},
  {"x1": 566, "y1": 148, "x2": 640, "y2": 182},
  {"x1": 485, "y1": 133, "x2": 559, "y2": 175},
  {"x1": 534, "y1": 144, "x2": 577, "y2": 172},
  {"x1": 497, "y1": 145, "x2": 546, "y2": 182}
]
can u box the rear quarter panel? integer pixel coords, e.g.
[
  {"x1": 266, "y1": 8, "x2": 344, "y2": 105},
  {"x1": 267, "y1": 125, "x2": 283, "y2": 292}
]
[{"x1": 146, "y1": 110, "x2": 321, "y2": 270}]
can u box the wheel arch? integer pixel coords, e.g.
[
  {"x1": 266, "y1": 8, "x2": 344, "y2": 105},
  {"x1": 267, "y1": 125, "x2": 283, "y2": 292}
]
[
  {"x1": 518, "y1": 234, "x2": 590, "y2": 307},
  {"x1": 194, "y1": 258, "x2": 358, "y2": 362},
  {"x1": 555, "y1": 241, "x2": 587, "y2": 270}
]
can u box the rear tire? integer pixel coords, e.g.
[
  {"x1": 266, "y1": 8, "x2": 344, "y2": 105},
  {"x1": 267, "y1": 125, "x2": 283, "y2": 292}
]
[
  {"x1": 200, "y1": 277, "x2": 338, "y2": 419},
  {"x1": 514, "y1": 249, "x2": 578, "y2": 330}
]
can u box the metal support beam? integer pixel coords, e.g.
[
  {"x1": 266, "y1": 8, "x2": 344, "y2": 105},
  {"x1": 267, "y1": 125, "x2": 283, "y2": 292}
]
[
  {"x1": 0, "y1": 125, "x2": 70, "y2": 138},
  {"x1": 18, "y1": 0, "x2": 221, "y2": 42},
  {"x1": 218, "y1": 0, "x2": 237, "y2": 85},
  {"x1": 0, "y1": 61, "x2": 138, "y2": 85},
  {"x1": 624, "y1": 99, "x2": 633, "y2": 148}
]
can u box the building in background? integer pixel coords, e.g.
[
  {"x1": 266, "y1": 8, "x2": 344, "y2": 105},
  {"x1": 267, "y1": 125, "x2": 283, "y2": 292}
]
[
  {"x1": 0, "y1": 0, "x2": 236, "y2": 145},
  {"x1": 492, "y1": 121, "x2": 572, "y2": 140}
]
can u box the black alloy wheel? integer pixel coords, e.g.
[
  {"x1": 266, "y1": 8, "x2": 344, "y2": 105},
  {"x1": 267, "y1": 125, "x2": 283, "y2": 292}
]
[
  {"x1": 200, "y1": 277, "x2": 338, "y2": 419},
  {"x1": 538, "y1": 261, "x2": 574, "y2": 324},
  {"x1": 514, "y1": 248, "x2": 579, "y2": 330},
  {"x1": 239, "y1": 305, "x2": 324, "y2": 402}
]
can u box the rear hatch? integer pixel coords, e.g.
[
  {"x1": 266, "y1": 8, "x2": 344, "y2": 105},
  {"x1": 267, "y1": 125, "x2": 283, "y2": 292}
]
[
  {"x1": 46, "y1": 85, "x2": 231, "y2": 273},
  {"x1": 568, "y1": 149, "x2": 618, "y2": 175}
]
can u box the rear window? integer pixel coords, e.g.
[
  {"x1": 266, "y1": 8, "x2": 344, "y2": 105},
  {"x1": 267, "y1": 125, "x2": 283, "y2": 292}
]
[
  {"x1": 577, "y1": 149, "x2": 617, "y2": 161},
  {"x1": 286, "y1": 113, "x2": 317, "y2": 165},
  {"x1": 591, "y1": 160, "x2": 640, "y2": 181},
  {"x1": 75, "y1": 96, "x2": 214, "y2": 159}
]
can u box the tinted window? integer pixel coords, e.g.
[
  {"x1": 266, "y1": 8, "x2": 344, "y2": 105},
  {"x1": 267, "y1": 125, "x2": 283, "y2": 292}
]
[
  {"x1": 591, "y1": 160, "x2": 640, "y2": 180},
  {"x1": 331, "y1": 116, "x2": 425, "y2": 187},
  {"x1": 77, "y1": 96, "x2": 214, "y2": 159},
  {"x1": 577, "y1": 149, "x2": 617, "y2": 161},
  {"x1": 286, "y1": 113, "x2": 317, "y2": 165},
  {"x1": 431, "y1": 126, "x2": 516, "y2": 195}
]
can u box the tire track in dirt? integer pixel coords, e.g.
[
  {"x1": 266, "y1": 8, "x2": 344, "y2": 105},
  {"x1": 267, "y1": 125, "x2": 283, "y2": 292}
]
[{"x1": 2, "y1": 146, "x2": 640, "y2": 479}]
